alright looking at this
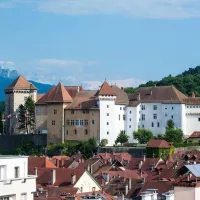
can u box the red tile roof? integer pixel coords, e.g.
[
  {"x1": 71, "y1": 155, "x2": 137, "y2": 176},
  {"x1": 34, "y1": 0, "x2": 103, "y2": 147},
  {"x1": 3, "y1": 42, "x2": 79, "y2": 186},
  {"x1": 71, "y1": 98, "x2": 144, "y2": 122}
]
[
  {"x1": 5, "y1": 75, "x2": 37, "y2": 90},
  {"x1": 96, "y1": 153, "x2": 132, "y2": 162},
  {"x1": 47, "y1": 82, "x2": 73, "y2": 103},
  {"x1": 97, "y1": 81, "x2": 116, "y2": 96},
  {"x1": 52, "y1": 156, "x2": 70, "y2": 161},
  {"x1": 33, "y1": 168, "x2": 85, "y2": 187},
  {"x1": 147, "y1": 139, "x2": 171, "y2": 148},
  {"x1": 189, "y1": 131, "x2": 200, "y2": 138}
]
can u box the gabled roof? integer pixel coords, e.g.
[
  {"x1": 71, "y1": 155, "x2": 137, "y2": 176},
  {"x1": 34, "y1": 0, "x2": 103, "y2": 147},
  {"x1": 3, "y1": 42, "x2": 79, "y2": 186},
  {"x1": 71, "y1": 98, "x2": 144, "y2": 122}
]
[
  {"x1": 5, "y1": 75, "x2": 37, "y2": 90},
  {"x1": 188, "y1": 131, "x2": 200, "y2": 138},
  {"x1": 111, "y1": 85, "x2": 129, "y2": 105},
  {"x1": 147, "y1": 139, "x2": 171, "y2": 148},
  {"x1": 128, "y1": 86, "x2": 187, "y2": 106},
  {"x1": 96, "y1": 81, "x2": 116, "y2": 96}
]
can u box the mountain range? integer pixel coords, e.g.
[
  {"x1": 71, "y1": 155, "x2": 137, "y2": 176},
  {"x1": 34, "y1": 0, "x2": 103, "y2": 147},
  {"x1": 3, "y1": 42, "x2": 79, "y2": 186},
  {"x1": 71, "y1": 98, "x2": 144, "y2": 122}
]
[{"x1": 0, "y1": 67, "x2": 52, "y2": 101}]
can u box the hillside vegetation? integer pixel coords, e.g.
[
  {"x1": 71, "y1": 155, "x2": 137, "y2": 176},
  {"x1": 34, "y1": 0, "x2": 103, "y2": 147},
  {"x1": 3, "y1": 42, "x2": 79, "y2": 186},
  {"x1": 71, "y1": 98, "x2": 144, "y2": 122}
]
[{"x1": 125, "y1": 66, "x2": 200, "y2": 97}]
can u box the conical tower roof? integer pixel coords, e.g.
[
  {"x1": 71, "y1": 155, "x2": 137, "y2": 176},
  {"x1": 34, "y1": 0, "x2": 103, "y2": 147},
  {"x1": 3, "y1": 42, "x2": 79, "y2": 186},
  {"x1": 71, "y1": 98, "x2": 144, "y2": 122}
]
[
  {"x1": 97, "y1": 81, "x2": 116, "y2": 96},
  {"x1": 5, "y1": 75, "x2": 36, "y2": 90},
  {"x1": 46, "y1": 82, "x2": 73, "y2": 103}
]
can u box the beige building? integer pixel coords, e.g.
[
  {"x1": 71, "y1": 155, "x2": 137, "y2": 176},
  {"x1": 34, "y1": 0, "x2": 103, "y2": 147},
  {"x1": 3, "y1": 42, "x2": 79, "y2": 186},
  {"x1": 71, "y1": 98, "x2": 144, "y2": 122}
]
[{"x1": 4, "y1": 76, "x2": 37, "y2": 134}]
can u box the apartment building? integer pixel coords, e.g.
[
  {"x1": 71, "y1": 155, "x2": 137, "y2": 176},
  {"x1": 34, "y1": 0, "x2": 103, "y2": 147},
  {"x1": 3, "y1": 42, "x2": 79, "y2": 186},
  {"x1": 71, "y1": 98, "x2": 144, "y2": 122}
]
[{"x1": 0, "y1": 156, "x2": 36, "y2": 200}]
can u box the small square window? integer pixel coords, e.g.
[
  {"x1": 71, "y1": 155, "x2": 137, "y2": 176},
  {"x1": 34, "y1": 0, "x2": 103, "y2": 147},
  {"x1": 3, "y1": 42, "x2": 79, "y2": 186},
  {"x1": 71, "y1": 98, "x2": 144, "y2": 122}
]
[
  {"x1": 129, "y1": 118, "x2": 131, "y2": 121},
  {"x1": 129, "y1": 125, "x2": 131, "y2": 128},
  {"x1": 120, "y1": 107, "x2": 122, "y2": 110},
  {"x1": 52, "y1": 120, "x2": 55, "y2": 126},
  {"x1": 130, "y1": 111, "x2": 132, "y2": 114},
  {"x1": 165, "y1": 114, "x2": 167, "y2": 117},
  {"x1": 14, "y1": 167, "x2": 19, "y2": 178},
  {"x1": 142, "y1": 125, "x2": 144, "y2": 128},
  {"x1": 66, "y1": 130, "x2": 68, "y2": 135},
  {"x1": 198, "y1": 118, "x2": 200, "y2": 122},
  {"x1": 107, "y1": 122, "x2": 109, "y2": 125},
  {"x1": 74, "y1": 129, "x2": 77, "y2": 134},
  {"x1": 107, "y1": 131, "x2": 109, "y2": 135},
  {"x1": 107, "y1": 105, "x2": 109, "y2": 108},
  {"x1": 153, "y1": 114, "x2": 157, "y2": 119},
  {"x1": 165, "y1": 107, "x2": 167, "y2": 110},
  {"x1": 157, "y1": 122, "x2": 160, "y2": 127},
  {"x1": 152, "y1": 122, "x2": 154, "y2": 127},
  {"x1": 172, "y1": 107, "x2": 174, "y2": 110},
  {"x1": 71, "y1": 110, "x2": 74, "y2": 114},
  {"x1": 171, "y1": 115, "x2": 174, "y2": 119},
  {"x1": 153, "y1": 105, "x2": 157, "y2": 110},
  {"x1": 123, "y1": 115, "x2": 126, "y2": 120},
  {"x1": 107, "y1": 113, "x2": 109, "y2": 116},
  {"x1": 119, "y1": 115, "x2": 120, "y2": 120},
  {"x1": 92, "y1": 120, "x2": 94, "y2": 124},
  {"x1": 85, "y1": 129, "x2": 88, "y2": 135},
  {"x1": 53, "y1": 109, "x2": 57, "y2": 114},
  {"x1": 66, "y1": 120, "x2": 70, "y2": 126},
  {"x1": 71, "y1": 120, "x2": 75, "y2": 126}
]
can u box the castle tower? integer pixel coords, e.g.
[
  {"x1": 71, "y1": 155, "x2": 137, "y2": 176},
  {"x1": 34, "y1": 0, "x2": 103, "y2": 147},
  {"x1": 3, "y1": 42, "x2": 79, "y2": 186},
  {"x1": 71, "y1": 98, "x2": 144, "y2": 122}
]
[
  {"x1": 4, "y1": 75, "x2": 37, "y2": 134},
  {"x1": 96, "y1": 81, "x2": 117, "y2": 145}
]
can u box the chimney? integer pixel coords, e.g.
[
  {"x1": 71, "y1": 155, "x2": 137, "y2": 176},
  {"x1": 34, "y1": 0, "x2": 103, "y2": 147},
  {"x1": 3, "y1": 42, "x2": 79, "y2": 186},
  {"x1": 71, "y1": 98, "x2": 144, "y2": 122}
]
[
  {"x1": 71, "y1": 172, "x2": 76, "y2": 185},
  {"x1": 192, "y1": 92, "x2": 196, "y2": 98},
  {"x1": 137, "y1": 93, "x2": 140, "y2": 101},
  {"x1": 128, "y1": 178, "x2": 132, "y2": 190},
  {"x1": 77, "y1": 86, "x2": 80, "y2": 93},
  {"x1": 51, "y1": 169, "x2": 56, "y2": 185},
  {"x1": 125, "y1": 184, "x2": 129, "y2": 195},
  {"x1": 143, "y1": 155, "x2": 146, "y2": 162},
  {"x1": 121, "y1": 87, "x2": 124, "y2": 91},
  {"x1": 139, "y1": 161, "x2": 143, "y2": 169},
  {"x1": 34, "y1": 167, "x2": 37, "y2": 176}
]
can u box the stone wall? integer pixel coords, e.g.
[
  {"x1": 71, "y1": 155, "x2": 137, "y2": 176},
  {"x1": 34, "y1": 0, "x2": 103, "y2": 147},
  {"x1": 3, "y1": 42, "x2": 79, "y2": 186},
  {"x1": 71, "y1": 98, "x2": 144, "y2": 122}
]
[
  {"x1": 0, "y1": 134, "x2": 47, "y2": 153},
  {"x1": 98, "y1": 147, "x2": 146, "y2": 157}
]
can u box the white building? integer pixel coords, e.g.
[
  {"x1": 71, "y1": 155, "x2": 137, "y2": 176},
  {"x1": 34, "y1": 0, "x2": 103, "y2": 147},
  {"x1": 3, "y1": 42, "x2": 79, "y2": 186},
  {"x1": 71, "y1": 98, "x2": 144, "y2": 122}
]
[
  {"x1": 0, "y1": 156, "x2": 36, "y2": 200},
  {"x1": 126, "y1": 86, "x2": 200, "y2": 142}
]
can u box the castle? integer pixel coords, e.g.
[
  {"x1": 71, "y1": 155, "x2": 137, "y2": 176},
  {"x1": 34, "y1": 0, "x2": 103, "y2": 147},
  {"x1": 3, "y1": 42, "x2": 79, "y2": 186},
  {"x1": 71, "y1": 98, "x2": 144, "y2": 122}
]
[{"x1": 5, "y1": 76, "x2": 200, "y2": 145}]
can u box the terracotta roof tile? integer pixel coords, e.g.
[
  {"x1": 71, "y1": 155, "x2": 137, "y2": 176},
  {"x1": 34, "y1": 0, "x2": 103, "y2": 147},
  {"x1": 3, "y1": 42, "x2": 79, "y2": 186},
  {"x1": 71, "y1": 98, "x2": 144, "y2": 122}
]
[
  {"x1": 183, "y1": 97, "x2": 200, "y2": 105},
  {"x1": 96, "y1": 81, "x2": 116, "y2": 96},
  {"x1": 5, "y1": 75, "x2": 37, "y2": 90},
  {"x1": 147, "y1": 139, "x2": 171, "y2": 148},
  {"x1": 128, "y1": 86, "x2": 187, "y2": 106},
  {"x1": 47, "y1": 82, "x2": 73, "y2": 103},
  {"x1": 64, "y1": 86, "x2": 84, "y2": 99},
  {"x1": 111, "y1": 85, "x2": 129, "y2": 105},
  {"x1": 188, "y1": 131, "x2": 200, "y2": 138}
]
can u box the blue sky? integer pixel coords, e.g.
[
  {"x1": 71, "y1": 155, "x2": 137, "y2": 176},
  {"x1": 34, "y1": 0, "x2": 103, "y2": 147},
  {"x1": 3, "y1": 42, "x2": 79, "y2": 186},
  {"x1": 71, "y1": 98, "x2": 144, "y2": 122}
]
[{"x1": 1, "y1": 0, "x2": 200, "y2": 89}]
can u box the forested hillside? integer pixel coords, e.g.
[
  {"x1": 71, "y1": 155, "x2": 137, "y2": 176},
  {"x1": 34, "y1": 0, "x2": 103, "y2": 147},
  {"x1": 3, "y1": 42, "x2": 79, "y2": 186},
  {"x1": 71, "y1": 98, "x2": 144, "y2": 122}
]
[{"x1": 125, "y1": 66, "x2": 200, "y2": 97}]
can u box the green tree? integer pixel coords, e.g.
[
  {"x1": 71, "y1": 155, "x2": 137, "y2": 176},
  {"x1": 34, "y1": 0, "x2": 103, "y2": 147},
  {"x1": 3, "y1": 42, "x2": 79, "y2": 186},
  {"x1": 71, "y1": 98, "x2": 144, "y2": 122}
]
[
  {"x1": 18, "y1": 104, "x2": 27, "y2": 132},
  {"x1": 166, "y1": 119, "x2": 174, "y2": 130},
  {"x1": 154, "y1": 133, "x2": 165, "y2": 140},
  {"x1": 25, "y1": 96, "x2": 35, "y2": 133},
  {"x1": 115, "y1": 131, "x2": 129, "y2": 146},
  {"x1": 165, "y1": 128, "x2": 183, "y2": 143},
  {"x1": 99, "y1": 139, "x2": 108, "y2": 147},
  {"x1": 133, "y1": 128, "x2": 153, "y2": 144}
]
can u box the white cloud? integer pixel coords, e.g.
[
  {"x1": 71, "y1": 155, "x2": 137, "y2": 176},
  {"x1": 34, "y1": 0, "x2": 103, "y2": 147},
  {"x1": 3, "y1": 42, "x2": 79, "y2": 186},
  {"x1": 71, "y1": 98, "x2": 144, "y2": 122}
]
[
  {"x1": 36, "y1": 0, "x2": 200, "y2": 19},
  {"x1": 0, "y1": 60, "x2": 15, "y2": 65},
  {"x1": 83, "y1": 78, "x2": 145, "y2": 90}
]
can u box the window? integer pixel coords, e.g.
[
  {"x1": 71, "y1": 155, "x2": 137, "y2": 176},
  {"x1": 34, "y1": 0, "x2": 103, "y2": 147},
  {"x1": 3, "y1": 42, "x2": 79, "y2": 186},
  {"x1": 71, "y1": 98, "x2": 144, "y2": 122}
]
[
  {"x1": 198, "y1": 118, "x2": 200, "y2": 122},
  {"x1": 74, "y1": 129, "x2": 77, "y2": 134},
  {"x1": 107, "y1": 131, "x2": 109, "y2": 135},
  {"x1": 66, "y1": 130, "x2": 68, "y2": 135},
  {"x1": 153, "y1": 105, "x2": 157, "y2": 110},
  {"x1": 86, "y1": 110, "x2": 89, "y2": 114},
  {"x1": 142, "y1": 105, "x2": 145, "y2": 110},
  {"x1": 75, "y1": 120, "x2": 79, "y2": 126},
  {"x1": 80, "y1": 120, "x2": 84, "y2": 126},
  {"x1": 119, "y1": 115, "x2": 120, "y2": 120},
  {"x1": 130, "y1": 111, "x2": 132, "y2": 114},
  {"x1": 172, "y1": 107, "x2": 174, "y2": 110},
  {"x1": 153, "y1": 114, "x2": 157, "y2": 119},
  {"x1": 21, "y1": 193, "x2": 27, "y2": 200},
  {"x1": 142, "y1": 125, "x2": 144, "y2": 128},
  {"x1": 66, "y1": 120, "x2": 70, "y2": 126},
  {"x1": 157, "y1": 122, "x2": 160, "y2": 127},
  {"x1": 14, "y1": 167, "x2": 19, "y2": 178},
  {"x1": 0, "y1": 197, "x2": 10, "y2": 200},
  {"x1": 152, "y1": 122, "x2": 154, "y2": 127},
  {"x1": 165, "y1": 114, "x2": 167, "y2": 117},
  {"x1": 129, "y1": 118, "x2": 131, "y2": 121},
  {"x1": 92, "y1": 120, "x2": 95, "y2": 124},
  {"x1": 171, "y1": 115, "x2": 174, "y2": 119},
  {"x1": 107, "y1": 122, "x2": 109, "y2": 125},
  {"x1": 123, "y1": 115, "x2": 126, "y2": 120},
  {"x1": 53, "y1": 109, "x2": 57, "y2": 115},
  {"x1": 82, "y1": 110, "x2": 86, "y2": 114},
  {"x1": 107, "y1": 113, "x2": 109, "y2": 116},
  {"x1": 71, "y1": 110, "x2": 74, "y2": 114},
  {"x1": 85, "y1": 120, "x2": 88, "y2": 126},
  {"x1": 129, "y1": 125, "x2": 131, "y2": 128},
  {"x1": 142, "y1": 114, "x2": 145, "y2": 121},
  {"x1": 85, "y1": 129, "x2": 88, "y2": 135},
  {"x1": 0, "y1": 165, "x2": 6, "y2": 180},
  {"x1": 107, "y1": 105, "x2": 109, "y2": 108},
  {"x1": 71, "y1": 120, "x2": 75, "y2": 126},
  {"x1": 165, "y1": 107, "x2": 167, "y2": 110},
  {"x1": 52, "y1": 120, "x2": 55, "y2": 126},
  {"x1": 120, "y1": 107, "x2": 122, "y2": 110}
]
